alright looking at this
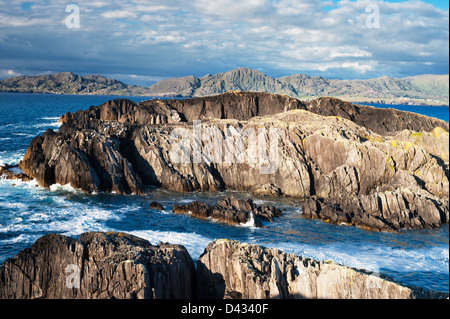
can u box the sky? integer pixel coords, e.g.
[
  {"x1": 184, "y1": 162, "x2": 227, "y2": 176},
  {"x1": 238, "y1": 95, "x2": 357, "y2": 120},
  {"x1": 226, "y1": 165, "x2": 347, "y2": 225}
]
[{"x1": 0, "y1": 0, "x2": 448, "y2": 86}]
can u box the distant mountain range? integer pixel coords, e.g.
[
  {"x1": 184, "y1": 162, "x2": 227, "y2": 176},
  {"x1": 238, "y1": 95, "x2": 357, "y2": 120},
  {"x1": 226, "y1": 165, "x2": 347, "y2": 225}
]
[
  {"x1": 0, "y1": 72, "x2": 151, "y2": 96},
  {"x1": 1, "y1": 68, "x2": 448, "y2": 106}
]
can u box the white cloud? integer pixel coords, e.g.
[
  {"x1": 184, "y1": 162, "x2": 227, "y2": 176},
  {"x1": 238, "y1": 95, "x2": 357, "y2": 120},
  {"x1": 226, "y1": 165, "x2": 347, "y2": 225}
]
[
  {"x1": 0, "y1": 69, "x2": 21, "y2": 79},
  {"x1": 101, "y1": 10, "x2": 137, "y2": 19},
  {"x1": 0, "y1": 0, "x2": 447, "y2": 80},
  {"x1": 341, "y1": 62, "x2": 375, "y2": 73}
]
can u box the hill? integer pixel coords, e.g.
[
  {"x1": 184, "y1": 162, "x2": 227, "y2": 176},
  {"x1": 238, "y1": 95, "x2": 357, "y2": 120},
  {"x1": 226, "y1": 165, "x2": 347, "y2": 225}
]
[
  {"x1": 0, "y1": 72, "x2": 153, "y2": 96},
  {"x1": 1, "y1": 68, "x2": 448, "y2": 105},
  {"x1": 148, "y1": 67, "x2": 449, "y2": 106}
]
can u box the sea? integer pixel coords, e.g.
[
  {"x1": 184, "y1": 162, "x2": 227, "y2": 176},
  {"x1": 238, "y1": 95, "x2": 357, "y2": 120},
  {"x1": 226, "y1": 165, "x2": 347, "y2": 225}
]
[{"x1": 0, "y1": 93, "x2": 448, "y2": 293}]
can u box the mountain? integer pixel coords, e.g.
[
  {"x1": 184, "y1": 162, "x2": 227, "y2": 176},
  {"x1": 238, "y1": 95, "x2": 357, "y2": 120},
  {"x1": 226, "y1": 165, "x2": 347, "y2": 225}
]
[
  {"x1": 148, "y1": 67, "x2": 449, "y2": 106},
  {"x1": 278, "y1": 73, "x2": 450, "y2": 104},
  {"x1": 1, "y1": 68, "x2": 448, "y2": 105},
  {"x1": 148, "y1": 68, "x2": 295, "y2": 97},
  {"x1": 0, "y1": 72, "x2": 153, "y2": 96}
]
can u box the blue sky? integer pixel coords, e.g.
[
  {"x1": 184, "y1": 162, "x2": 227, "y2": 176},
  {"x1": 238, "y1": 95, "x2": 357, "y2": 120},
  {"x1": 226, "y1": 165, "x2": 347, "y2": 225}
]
[{"x1": 0, "y1": 0, "x2": 448, "y2": 85}]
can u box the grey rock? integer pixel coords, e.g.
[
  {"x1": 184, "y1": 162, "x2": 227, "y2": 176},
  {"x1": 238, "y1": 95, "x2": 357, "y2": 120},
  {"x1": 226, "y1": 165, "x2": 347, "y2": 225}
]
[
  {"x1": 172, "y1": 196, "x2": 282, "y2": 227},
  {"x1": 0, "y1": 232, "x2": 196, "y2": 299},
  {"x1": 149, "y1": 201, "x2": 164, "y2": 210},
  {"x1": 197, "y1": 239, "x2": 448, "y2": 299},
  {"x1": 1, "y1": 234, "x2": 447, "y2": 299}
]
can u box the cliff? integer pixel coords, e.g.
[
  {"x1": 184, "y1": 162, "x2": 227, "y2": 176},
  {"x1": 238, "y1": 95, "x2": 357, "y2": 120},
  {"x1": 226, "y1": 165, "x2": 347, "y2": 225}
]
[
  {"x1": 10, "y1": 91, "x2": 448, "y2": 232},
  {"x1": 0, "y1": 232, "x2": 447, "y2": 299},
  {"x1": 0, "y1": 232, "x2": 195, "y2": 299},
  {"x1": 197, "y1": 239, "x2": 446, "y2": 299}
]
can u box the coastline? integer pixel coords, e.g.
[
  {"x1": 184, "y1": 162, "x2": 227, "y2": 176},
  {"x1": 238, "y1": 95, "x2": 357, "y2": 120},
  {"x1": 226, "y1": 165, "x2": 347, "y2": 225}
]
[
  {"x1": 0, "y1": 92, "x2": 448, "y2": 298},
  {"x1": 1, "y1": 91, "x2": 449, "y2": 107},
  {"x1": 1, "y1": 231, "x2": 448, "y2": 299}
]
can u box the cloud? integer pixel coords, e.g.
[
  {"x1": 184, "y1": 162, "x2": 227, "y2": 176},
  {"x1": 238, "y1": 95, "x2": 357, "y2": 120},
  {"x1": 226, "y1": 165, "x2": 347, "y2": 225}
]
[
  {"x1": 101, "y1": 10, "x2": 137, "y2": 19},
  {"x1": 0, "y1": 69, "x2": 21, "y2": 79},
  {"x1": 0, "y1": 0, "x2": 447, "y2": 81}
]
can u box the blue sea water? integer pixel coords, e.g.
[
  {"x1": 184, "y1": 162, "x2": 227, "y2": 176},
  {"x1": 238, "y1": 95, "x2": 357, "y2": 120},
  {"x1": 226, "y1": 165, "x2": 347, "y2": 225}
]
[{"x1": 0, "y1": 93, "x2": 448, "y2": 293}]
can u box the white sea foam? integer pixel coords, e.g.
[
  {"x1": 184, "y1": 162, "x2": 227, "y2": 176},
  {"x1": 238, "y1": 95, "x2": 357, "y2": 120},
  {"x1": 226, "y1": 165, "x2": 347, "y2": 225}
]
[
  {"x1": 260, "y1": 240, "x2": 449, "y2": 275},
  {"x1": 127, "y1": 229, "x2": 213, "y2": 260},
  {"x1": 239, "y1": 212, "x2": 259, "y2": 229},
  {"x1": 11, "y1": 132, "x2": 34, "y2": 136},
  {"x1": 0, "y1": 201, "x2": 28, "y2": 210},
  {"x1": 0, "y1": 177, "x2": 40, "y2": 189},
  {"x1": 49, "y1": 183, "x2": 82, "y2": 193},
  {"x1": 0, "y1": 150, "x2": 26, "y2": 166},
  {"x1": 34, "y1": 122, "x2": 62, "y2": 128},
  {"x1": 34, "y1": 117, "x2": 62, "y2": 128},
  {"x1": 0, "y1": 233, "x2": 41, "y2": 245},
  {"x1": 8, "y1": 206, "x2": 117, "y2": 236}
]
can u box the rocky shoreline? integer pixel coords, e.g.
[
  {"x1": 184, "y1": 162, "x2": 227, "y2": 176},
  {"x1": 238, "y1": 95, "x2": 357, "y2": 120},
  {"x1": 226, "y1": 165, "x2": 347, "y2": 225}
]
[
  {"x1": 0, "y1": 231, "x2": 447, "y2": 299},
  {"x1": 1, "y1": 91, "x2": 447, "y2": 232}
]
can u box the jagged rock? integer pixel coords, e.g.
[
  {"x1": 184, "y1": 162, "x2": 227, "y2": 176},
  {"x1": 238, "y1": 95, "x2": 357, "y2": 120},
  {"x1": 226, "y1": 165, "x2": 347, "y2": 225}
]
[
  {"x1": 13, "y1": 92, "x2": 449, "y2": 231},
  {"x1": 301, "y1": 189, "x2": 449, "y2": 232},
  {"x1": 149, "y1": 201, "x2": 164, "y2": 210},
  {"x1": 167, "y1": 91, "x2": 304, "y2": 122},
  {"x1": 307, "y1": 97, "x2": 449, "y2": 135},
  {"x1": 196, "y1": 239, "x2": 448, "y2": 299},
  {"x1": 0, "y1": 232, "x2": 196, "y2": 299},
  {"x1": 0, "y1": 164, "x2": 32, "y2": 182},
  {"x1": 19, "y1": 128, "x2": 144, "y2": 194},
  {"x1": 2, "y1": 234, "x2": 447, "y2": 299},
  {"x1": 172, "y1": 196, "x2": 282, "y2": 227}
]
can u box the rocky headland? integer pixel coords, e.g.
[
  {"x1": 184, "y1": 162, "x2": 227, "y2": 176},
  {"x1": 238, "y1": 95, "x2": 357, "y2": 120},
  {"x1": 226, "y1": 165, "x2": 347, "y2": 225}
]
[
  {"x1": 0, "y1": 232, "x2": 447, "y2": 299},
  {"x1": 1, "y1": 91, "x2": 447, "y2": 232}
]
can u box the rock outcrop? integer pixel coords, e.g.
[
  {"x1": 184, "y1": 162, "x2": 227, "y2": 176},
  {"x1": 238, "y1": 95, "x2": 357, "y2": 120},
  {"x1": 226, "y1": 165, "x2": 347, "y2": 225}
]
[
  {"x1": 0, "y1": 232, "x2": 196, "y2": 299},
  {"x1": 196, "y1": 239, "x2": 447, "y2": 299},
  {"x1": 1, "y1": 233, "x2": 447, "y2": 299},
  {"x1": 149, "y1": 201, "x2": 164, "y2": 210},
  {"x1": 0, "y1": 164, "x2": 32, "y2": 182},
  {"x1": 172, "y1": 196, "x2": 282, "y2": 227},
  {"x1": 307, "y1": 97, "x2": 449, "y2": 135},
  {"x1": 301, "y1": 188, "x2": 448, "y2": 232},
  {"x1": 10, "y1": 92, "x2": 449, "y2": 231}
]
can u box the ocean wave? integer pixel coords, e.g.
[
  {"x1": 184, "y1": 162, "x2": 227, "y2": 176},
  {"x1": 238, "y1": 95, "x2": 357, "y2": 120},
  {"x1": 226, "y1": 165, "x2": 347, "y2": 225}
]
[
  {"x1": 238, "y1": 212, "x2": 260, "y2": 229},
  {"x1": 0, "y1": 150, "x2": 26, "y2": 166},
  {"x1": 127, "y1": 229, "x2": 213, "y2": 260},
  {"x1": 0, "y1": 177, "x2": 39, "y2": 189},
  {"x1": 33, "y1": 122, "x2": 61, "y2": 128},
  {"x1": 49, "y1": 183, "x2": 83, "y2": 194},
  {"x1": 260, "y1": 240, "x2": 449, "y2": 275},
  {"x1": 0, "y1": 201, "x2": 28, "y2": 210},
  {"x1": 0, "y1": 233, "x2": 41, "y2": 245}
]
